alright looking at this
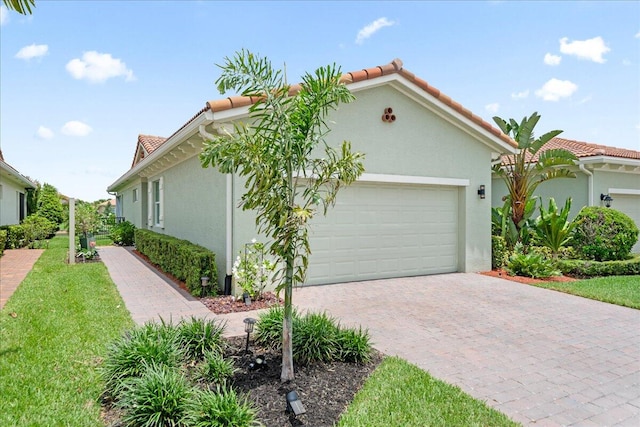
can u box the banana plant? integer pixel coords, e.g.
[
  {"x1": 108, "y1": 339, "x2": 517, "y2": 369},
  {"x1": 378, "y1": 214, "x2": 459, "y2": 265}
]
[
  {"x1": 535, "y1": 197, "x2": 575, "y2": 259},
  {"x1": 493, "y1": 112, "x2": 577, "y2": 236},
  {"x1": 492, "y1": 197, "x2": 538, "y2": 250}
]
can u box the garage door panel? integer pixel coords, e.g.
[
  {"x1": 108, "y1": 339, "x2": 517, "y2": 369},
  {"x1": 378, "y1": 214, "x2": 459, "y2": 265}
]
[{"x1": 306, "y1": 182, "x2": 459, "y2": 285}]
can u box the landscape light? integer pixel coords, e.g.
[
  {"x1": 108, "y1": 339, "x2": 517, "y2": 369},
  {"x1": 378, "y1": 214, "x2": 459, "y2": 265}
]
[
  {"x1": 286, "y1": 390, "x2": 306, "y2": 416},
  {"x1": 243, "y1": 317, "x2": 256, "y2": 354}
]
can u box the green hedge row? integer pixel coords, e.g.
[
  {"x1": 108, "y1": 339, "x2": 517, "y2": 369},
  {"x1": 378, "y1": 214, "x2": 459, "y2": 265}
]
[
  {"x1": 0, "y1": 224, "x2": 27, "y2": 249},
  {"x1": 557, "y1": 255, "x2": 640, "y2": 278},
  {"x1": 0, "y1": 229, "x2": 6, "y2": 256},
  {"x1": 134, "y1": 229, "x2": 217, "y2": 297}
]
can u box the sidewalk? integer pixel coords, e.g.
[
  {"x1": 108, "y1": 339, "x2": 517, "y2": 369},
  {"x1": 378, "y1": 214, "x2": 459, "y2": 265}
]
[
  {"x1": 0, "y1": 249, "x2": 44, "y2": 310},
  {"x1": 99, "y1": 246, "x2": 260, "y2": 337}
]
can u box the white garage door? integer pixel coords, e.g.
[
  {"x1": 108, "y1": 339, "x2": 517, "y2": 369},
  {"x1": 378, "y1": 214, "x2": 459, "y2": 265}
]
[
  {"x1": 611, "y1": 194, "x2": 640, "y2": 253},
  {"x1": 306, "y1": 182, "x2": 459, "y2": 285}
]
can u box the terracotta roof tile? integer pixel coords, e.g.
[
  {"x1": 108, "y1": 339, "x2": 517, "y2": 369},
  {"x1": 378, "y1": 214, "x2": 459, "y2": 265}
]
[
  {"x1": 501, "y1": 137, "x2": 640, "y2": 164},
  {"x1": 201, "y1": 58, "x2": 515, "y2": 148},
  {"x1": 138, "y1": 134, "x2": 167, "y2": 154}
]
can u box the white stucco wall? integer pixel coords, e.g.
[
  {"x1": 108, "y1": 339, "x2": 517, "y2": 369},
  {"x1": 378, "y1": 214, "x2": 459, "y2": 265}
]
[{"x1": 0, "y1": 177, "x2": 26, "y2": 226}]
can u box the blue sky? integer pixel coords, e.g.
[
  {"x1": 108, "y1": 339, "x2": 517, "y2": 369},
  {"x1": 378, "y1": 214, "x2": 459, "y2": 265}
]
[{"x1": 1, "y1": 1, "x2": 638, "y2": 202}]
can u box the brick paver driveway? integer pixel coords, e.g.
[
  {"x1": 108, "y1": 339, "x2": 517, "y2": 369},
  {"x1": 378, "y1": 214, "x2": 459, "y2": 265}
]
[{"x1": 292, "y1": 273, "x2": 640, "y2": 426}]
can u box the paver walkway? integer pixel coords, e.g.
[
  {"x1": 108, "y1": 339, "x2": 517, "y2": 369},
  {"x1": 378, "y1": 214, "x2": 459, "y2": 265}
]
[
  {"x1": 99, "y1": 246, "x2": 640, "y2": 426},
  {"x1": 0, "y1": 248, "x2": 44, "y2": 310}
]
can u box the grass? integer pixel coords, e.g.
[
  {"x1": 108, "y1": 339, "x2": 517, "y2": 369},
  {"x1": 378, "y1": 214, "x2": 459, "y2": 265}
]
[
  {"x1": 0, "y1": 236, "x2": 517, "y2": 426},
  {"x1": 338, "y1": 356, "x2": 518, "y2": 427},
  {"x1": 0, "y1": 235, "x2": 133, "y2": 426},
  {"x1": 534, "y1": 275, "x2": 640, "y2": 309}
]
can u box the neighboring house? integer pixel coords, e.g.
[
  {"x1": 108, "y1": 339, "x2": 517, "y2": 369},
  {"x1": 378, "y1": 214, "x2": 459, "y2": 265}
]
[
  {"x1": 492, "y1": 137, "x2": 640, "y2": 252},
  {"x1": 108, "y1": 59, "x2": 518, "y2": 289},
  {"x1": 0, "y1": 150, "x2": 36, "y2": 226},
  {"x1": 97, "y1": 198, "x2": 117, "y2": 215}
]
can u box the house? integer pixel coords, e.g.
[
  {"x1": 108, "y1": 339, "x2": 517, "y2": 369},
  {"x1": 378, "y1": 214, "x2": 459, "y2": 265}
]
[
  {"x1": 0, "y1": 150, "x2": 36, "y2": 226},
  {"x1": 108, "y1": 59, "x2": 518, "y2": 290},
  {"x1": 491, "y1": 137, "x2": 640, "y2": 252}
]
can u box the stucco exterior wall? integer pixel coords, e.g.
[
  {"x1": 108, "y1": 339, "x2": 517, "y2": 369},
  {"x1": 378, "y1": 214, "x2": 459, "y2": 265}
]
[
  {"x1": 118, "y1": 181, "x2": 146, "y2": 228},
  {"x1": 147, "y1": 155, "x2": 228, "y2": 289},
  {"x1": 0, "y1": 178, "x2": 25, "y2": 226}
]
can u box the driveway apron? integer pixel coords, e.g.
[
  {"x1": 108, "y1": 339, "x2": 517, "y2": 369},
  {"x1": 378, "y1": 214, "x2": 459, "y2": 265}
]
[{"x1": 292, "y1": 273, "x2": 640, "y2": 426}]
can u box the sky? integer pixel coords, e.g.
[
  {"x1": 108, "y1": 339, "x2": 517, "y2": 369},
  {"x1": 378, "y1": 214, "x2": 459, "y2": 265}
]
[{"x1": 1, "y1": 1, "x2": 639, "y2": 202}]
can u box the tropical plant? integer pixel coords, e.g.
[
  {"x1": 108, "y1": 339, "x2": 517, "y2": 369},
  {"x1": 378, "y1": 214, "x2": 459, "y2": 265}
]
[
  {"x1": 109, "y1": 220, "x2": 136, "y2": 246},
  {"x1": 74, "y1": 202, "x2": 100, "y2": 239},
  {"x1": 2, "y1": 0, "x2": 35, "y2": 15},
  {"x1": 572, "y1": 207, "x2": 639, "y2": 261},
  {"x1": 506, "y1": 248, "x2": 561, "y2": 279},
  {"x1": 534, "y1": 198, "x2": 575, "y2": 259},
  {"x1": 200, "y1": 50, "x2": 365, "y2": 381},
  {"x1": 492, "y1": 112, "x2": 577, "y2": 237}
]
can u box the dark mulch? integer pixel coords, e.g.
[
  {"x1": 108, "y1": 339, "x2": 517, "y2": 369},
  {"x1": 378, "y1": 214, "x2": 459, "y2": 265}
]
[
  {"x1": 201, "y1": 292, "x2": 282, "y2": 314},
  {"x1": 101, "y1": 336, "x2": 383, "y2": 427}
]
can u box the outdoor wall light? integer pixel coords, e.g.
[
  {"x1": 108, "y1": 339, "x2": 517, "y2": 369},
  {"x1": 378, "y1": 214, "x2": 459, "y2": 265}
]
[
  {"x1": 286, "y1": 390, "x2": 306, "y2": 416},
  {"x1": 243, "y1": 318, "x2": 256, "y2": 354},
  {"x1": 477, "y1": 185, "x2": 486, "y2": 199},
  {"x1": 600, "y1": 193, "x2": 613, "y2": 208}
]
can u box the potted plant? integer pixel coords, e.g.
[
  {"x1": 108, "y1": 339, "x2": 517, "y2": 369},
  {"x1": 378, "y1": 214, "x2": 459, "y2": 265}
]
[{"x1": 75, "y1": 203, "x2": 100, "y2": 249}]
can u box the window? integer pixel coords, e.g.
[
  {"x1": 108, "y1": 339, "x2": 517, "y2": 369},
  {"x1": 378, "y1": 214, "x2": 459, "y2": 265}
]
[
  {"x1": 133, "y1": 188, "x2": 138, "y2": 202},
  {"x1": 0, "y1": 184, "x2": 3, "y2": 200},
  {"x1": 149, "y1": 177, "x2": 163, "y2": 228}
]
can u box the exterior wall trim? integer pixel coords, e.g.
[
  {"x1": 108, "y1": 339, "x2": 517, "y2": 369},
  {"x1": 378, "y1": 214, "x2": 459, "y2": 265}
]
[
  {"x1": 358, "y1": 173, "x2": 470, "y2": 187},
  {"x1": 608, "y1": 188, "x2": 640, "y2": 196}
]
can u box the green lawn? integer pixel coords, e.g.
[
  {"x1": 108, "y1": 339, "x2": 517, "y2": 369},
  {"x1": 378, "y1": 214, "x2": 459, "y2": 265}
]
[
  {"x1": 1, "y1": 236, "x2": 516, "y2": 426},
  {"x1": 0, "y1": 236, "x2": 133, "y2": 426},
  {"x1": 534, "y1": 275, "x2": 640, "y2": 309},
  {"x1": 338, "y1": 356, "x2": 518, "y2": 427}
]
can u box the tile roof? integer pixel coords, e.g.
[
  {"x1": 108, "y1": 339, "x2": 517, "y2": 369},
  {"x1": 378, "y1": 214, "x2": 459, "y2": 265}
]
[
  {"x1": 548, "y1": 137, "x2": 640, "y2": 160},
  {"x1": 205, "y1": 58, "x2": 516, "y2": 148},
  {"x1": 139, "y1": 134, "x2": 167, "y2": 154},
  {"x1": 501, "y1": 137, "x2": 640, "y2": 165}
]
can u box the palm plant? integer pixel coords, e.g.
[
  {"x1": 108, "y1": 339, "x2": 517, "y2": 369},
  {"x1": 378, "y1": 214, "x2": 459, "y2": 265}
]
[
  {"x1": 535, "y1": 197, "x2": 575, "y2": 259},
  {"x1": 2, "y1": 0, "x2": 35, "y2": 14},
  {"x1": 492, "y1": 112, "x2": 577, "y2": 237},
  {"x1": 200, "y1": 50, "x2": 365, "y2": 381}
]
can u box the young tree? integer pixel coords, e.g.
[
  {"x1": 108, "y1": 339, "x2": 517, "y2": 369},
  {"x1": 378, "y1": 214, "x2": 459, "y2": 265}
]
[
  {"x1": 200, "y1": 50, "x2": 365, "y2": 382},
  {"x1": 492, "y1": 112, "x2": 577, "y2": 236},
  {"x1": 36, "y1": 183, "x2": 64, "y2": 227}
]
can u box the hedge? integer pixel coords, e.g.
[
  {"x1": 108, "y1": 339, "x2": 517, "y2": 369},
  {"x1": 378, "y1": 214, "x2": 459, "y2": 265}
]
[
  {"x1": 0, "y1": 224, "x2": 27, "y2": 249},
  {"x1": 0, "y1": 229, "x2": 6, "y2": 256},
  {"x1": 134, "y1": 229, "x2": 217, "y2": 297},
  {"x1": 491, "y1": 235, "x2": 507, "y2": 269},
  {"x1": 557, "y1": 255, "x2": 640, "y2": 278}
]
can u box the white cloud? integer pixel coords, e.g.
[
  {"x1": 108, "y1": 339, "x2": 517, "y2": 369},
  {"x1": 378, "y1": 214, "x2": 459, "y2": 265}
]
[
  {"x1": 15, "y1": 44, "x2": 49, "y2": 60},
  {"x1": 544, "y1": 53, "x2": 561, "y2": 66},
  {"x1": 66, "y1": 51, "x2": 135, "y2": 83},
  {"x1": 36, "y1": 126, "x2": 54, "y2": 139},
  {"x1": 355, "y1": 17, "x2": 395, "y2": 45},
  {"x1": 535, "y1": 78, "x2": 578, "y2": 101},
  {"x1": 511, "y1": 90, "x2": 530, "y2": 100},
  {"x1": 485, "y1": 103, "x2": 500, "y2": 114},
  {"x1": 0, "y1": 5, "x2": 8, "y2": 25},
  {"x1": 559, "y1": 36, "x2": 610, "y2": 63},
  {"x1": 61, "y1": 121, "x2": 93, "y2": 136}
]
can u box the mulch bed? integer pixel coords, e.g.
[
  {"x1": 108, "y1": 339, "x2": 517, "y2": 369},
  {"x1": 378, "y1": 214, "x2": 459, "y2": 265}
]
[
  {"x1": 101, "y1": 336, "x2": 383, "y2": 427},
  {"x1": 480, "y1": 269, "x2": 577, "y2": 285}
]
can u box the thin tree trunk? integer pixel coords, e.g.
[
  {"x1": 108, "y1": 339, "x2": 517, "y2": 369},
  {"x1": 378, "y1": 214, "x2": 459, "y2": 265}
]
[{"x1": 280, "y1": 252, "x2": 295, "y2": 382}]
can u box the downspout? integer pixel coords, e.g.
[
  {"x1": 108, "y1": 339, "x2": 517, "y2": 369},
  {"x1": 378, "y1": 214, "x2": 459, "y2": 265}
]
[
  {"x1": 199, "y1": 119, "x2": 233, "y2": 295},
  {"x1": 579, "y1": 164, "x2": 594, "y2": 206}
]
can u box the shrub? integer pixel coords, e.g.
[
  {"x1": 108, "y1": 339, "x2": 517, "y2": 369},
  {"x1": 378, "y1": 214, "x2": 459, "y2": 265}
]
[
  {"x1": 101, "y1": 321, "x2": 185, "y2": 399},
  {"x1": 177, "y1": 316, "x2": 226, "y2": 361},
  {"x1": 491, "y1": 235, "x2": 507, "y2": 269},
  {"x1": 336, "y1": 327, "x2": 372, "y2": 363},
  {"x1": 572, "y1": 207, "x2": 639, "y2": 261},
  {"x1": 0, "y1": 229, "x2": 6, "y2": 255},
  {"x1": 117, "y1": 363, "x2": 195, "y2": 427},
  {"x1": 255, "y1": 306, "x2": 372, "y2": 364},
  {"x1": 110, "y1": 220, "x2": 136, "y2": 246},
  {"x1": 506, "y1": 246, "x2": 560, "y2": 279},
  {"x1": 22, "y1": 214, "x2": 56, "y2": 248},
  {"x1": 191, "y1": 386, "x2": 261, "y2": 427},
  {"x1": 557, "y1": 255, "x2": 640, "y2": 278},
  {"x1": 293, "y1": 311, "x2": 340, "y2": 363},
  {"x1": 197, "y1": 350, "x2": 237, "y2": 385},
  {"x1": 1, "y1": 224, "x2": 26, "y2": 249},
  {"x1": 135, "y1": 229, "x2": 217, "y2": 296}
]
